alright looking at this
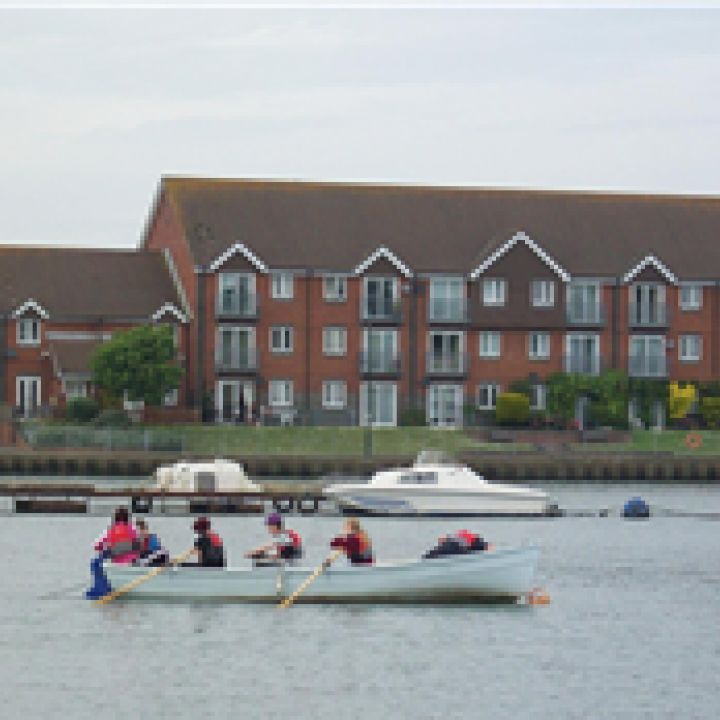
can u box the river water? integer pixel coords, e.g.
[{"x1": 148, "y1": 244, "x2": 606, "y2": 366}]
[{"x1": 2, "y1": 484, "x2": 719, "y2": 719}]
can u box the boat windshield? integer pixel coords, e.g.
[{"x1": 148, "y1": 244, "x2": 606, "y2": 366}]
[
  {"x1": 397, "y1": 471, "x2": 437, "y2": 485},
  {"x1": 414, "y1": 449, "x2": 454, "y2": 466}
]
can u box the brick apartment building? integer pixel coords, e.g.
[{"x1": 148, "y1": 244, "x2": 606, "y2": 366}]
[
  {"x1": 137, "y1": 178, "x2": 720, "y2": 427},
  {"x1": 0, "y1": 248, "x2": 188, "y2": 418}
]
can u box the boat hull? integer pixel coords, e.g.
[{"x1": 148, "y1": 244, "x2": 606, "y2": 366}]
[{"x1": 103, "y1": 546, "x2": 539, "y2": 604}]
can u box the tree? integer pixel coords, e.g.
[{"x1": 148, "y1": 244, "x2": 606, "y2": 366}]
[{"x1": 91, "y1": 325, "x2": 182, "y2": 407}]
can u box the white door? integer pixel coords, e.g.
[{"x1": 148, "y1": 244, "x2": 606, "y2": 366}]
[
  {"x1": 360, "y1": 382, "x2": 397, "y2": 427},
  {"x1": 16, "y1": 376, "x2": 41, "y2": 418},
  {"x1": 215, "y1": 380, "x2": 254, "y2": 422},
  {"x1": 427, "y1": 385, "x2": 463, "y2": 427}
]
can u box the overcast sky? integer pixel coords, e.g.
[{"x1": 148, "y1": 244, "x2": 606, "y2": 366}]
[{"x1": 1, "y1": 7, "x2": 719, "y2": 248}]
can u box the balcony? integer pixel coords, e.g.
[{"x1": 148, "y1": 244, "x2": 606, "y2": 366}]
[
  {"x1": 360, "y1": 300, "x2": 402, "y2": 325},
  {"x1": 566, "y1": 304, "x2": 606, "y2": 326},
  {"x1": 564, "y1": 352, "x2": 602, "y2": 376},
  {"x1": 428, "y1": 298, "x2": 468, "y2": 325},
  {"x1": 628, "y1": 302, "x2": 669, "y2": 329},
  {"x1": 425, "y1": 352, "x2": 467, "y2": 378},
  {"x1": 214, "y1": 349, "x2": 258, "y2": 374},
  {"x1": 629, "y1": 353, "x2": 668, "y2": 378},
  {"x1": 359, "y1": 351, "x2": 402, "y2": 377},
  {"x1": 216, "y1": 295, "x2": 259, "y2": 321}
]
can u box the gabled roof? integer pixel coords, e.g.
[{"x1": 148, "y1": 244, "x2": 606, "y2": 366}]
[
  {"x1": 469, "y1": 231, "x2": 570, "y2": 282},
  {"x1": 152, "y1": 302, "x2": 188, "y2": 323},
  {"x1": 622, "y1": 254, "x2": 677, "y2": 284},
  {"x1": 354, "y1": 246, "x2": 412, "y2": 278},
  {"x1": 12, "y1": 299, "x2": 50, "y2": 320},
  {"x1": 0, "y1": 248, "x2": 184, "y2": 320},
  {"x1": 208, "y1": 242, "x2": 267, "y2": 273},
  {"x1": 158, "y1": 177, "x2": 720, "y2": 279}
]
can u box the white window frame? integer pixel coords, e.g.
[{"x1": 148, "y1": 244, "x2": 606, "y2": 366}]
[
  {"x1": 270, "y1": 326, "x2": 293, "y2": 354},
  {"x1": 565, "y1": 333, "x2": 601, "y2": 375},
  {"x1": 566, "y1": 281, "x2": 601, "y2": 323},
  {"x1": 271, "y1": 272, "x2": 294, "y2": 300},
  {"x1": 63, "y1": 379, "x2": 88, "y2": 400},
  {"x1": 322, "y1": 327, "x2": 347, "y2": 356},
  {"x1": 322, "y1": 380, "x2": 347, "y2": 409},
  {"x1": 359, "y1": 382, "x2": 397, "y2": 427},
  {"x1": 363, "y1": 276, "x2": 399, "y2": 319},
  {"x1": 679, "y1": 334, "x2": 702, "y2": 362},
  {"x1": 218, "y1": 272, "x2": 256, "y2": 315},
  {"x1": 482, "y1": 278, "x2": 506, "y2": 307},
  {"x1": 429, "y1": 277, "x2": 465, "y2": 322},
  {"x1": 531, "y1": 279, "x2": 555, "y2": 307},
  {"x1": 528, "y1": 332, "x2": 550, "y2": 360},
  {"x1": 530, "y1": 384, "x2": 547, "y2": 411},
  {"x1": 17, "y1": 318, "x2": 41, "y2": 346},
  {"x1": 426, "y1": 384, "x2": 464, "y2": 428},
  {"x1": 629, "y1": 335, "x2": 666, "y2": 377},
  {"x1": 16, "y1": 375, "x2": 41, "y2": 418},
  {"x1": 679, "y1": 284, "x2": 702, "y2": 311},
  {"x1": 479, "y1": 331, "x2": 501, "y2": 358},
  {"x1": 323, "y1": 275, "x2": 347, "y2": 302},
  {"x1": 476, "y1": 383, "x2": 501, "y2": 410},
  {"x1": 269, "y1": 379, "x2": 293, "y2": 407}
]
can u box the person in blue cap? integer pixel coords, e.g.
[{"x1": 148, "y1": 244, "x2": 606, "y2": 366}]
[{"x1": 245, "y1": 513, "x2": 303, "y2": 565}]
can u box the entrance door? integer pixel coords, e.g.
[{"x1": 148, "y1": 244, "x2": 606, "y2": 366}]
[
  {"x1": 215, "y1": 380, "x2": 254, "y2": 423},
  {"x1": 16, "y1": 376, "x2": 41, "y2": 418},
  {"x1": 427, "y1": 385, "x2": 463, "y2": 427}
]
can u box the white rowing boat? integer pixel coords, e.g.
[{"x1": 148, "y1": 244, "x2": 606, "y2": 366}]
[{"x1": 102, "y1": 546, "x2": 539, "y2": 603}]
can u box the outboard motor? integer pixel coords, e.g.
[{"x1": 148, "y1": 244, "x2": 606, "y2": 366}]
[{"x1": 623, "y1": 496, "x2": 650, "y2": 519}]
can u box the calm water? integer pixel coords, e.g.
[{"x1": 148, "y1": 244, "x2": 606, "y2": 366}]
[{"x1": 2, "y1": 484, "x2": 719, "y2": 719}]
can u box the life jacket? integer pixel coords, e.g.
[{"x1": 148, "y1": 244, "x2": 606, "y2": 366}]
[
  {"x1": 456, "y1": 530, "x2": 478, "y2": 549},
  {"x1": 349, "y1": 532, "x2": 374, "y2": 564},
  {"x1": 200, "y1": 531, "x2": 225, "y2": 567},
  {"x1": 107, "y1": 522, "x2": 137, "y2": 560},
  {"x1": 278, "y1": 529, "x2": 303, "y2": 560}
]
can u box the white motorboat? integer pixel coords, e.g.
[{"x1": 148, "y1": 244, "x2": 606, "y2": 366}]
[
  {"x1": 323, "y1": 450, "x2": 549, "y2": 516},
  {"x1": 103, "y1": 546, "x2": 539, "y2": 603},
  {"x1": 153, "y1": 459, "x2": 262, "y2": 493}
]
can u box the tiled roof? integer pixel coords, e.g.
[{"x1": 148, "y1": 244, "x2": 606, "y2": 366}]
[
  {"x1": 0, "y1": 248, "x2": 183, "y2": 319},
  {"x1": 161, "y1": 177, "x2": 720, "y2": 279},
  {"x1": 50, "y1": 340, "x2": 101, "y2": 376}
]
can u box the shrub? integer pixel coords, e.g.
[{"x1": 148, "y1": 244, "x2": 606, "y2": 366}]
[
  {"x1": 495, "y1": 393, "x2": 530, "y2": 426},
  {"x1": 399, "y1": 407, "x2": 426, "y2": 426},
  {"x1": 93, "y1": 408, "x2": 131, "y2": 428},
  {"x1": 701, "y1": 397, "x2": 720, "y2": 429},
  {"x1": 65, "y1": 398, "x2": 100, "y2": 423}
]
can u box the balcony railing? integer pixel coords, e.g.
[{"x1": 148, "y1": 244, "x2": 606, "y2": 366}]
[
  {"x1": 629, "y1": 353, "x2": 668, "y2": 378},
  {"x1": 360, "y1": 300, "x2": 402, "y2": 324},
  {"x1": 564, "y1": 352, "x2": 601, "y2": 376},
  {"x1": 566, "y1": 303, "x2": 607, "y2": 326},
  {"x1": 426, "y1": 352, "x2": 467, "y2": 377},
  {"x1": 628, "y1": 302, "x2": 669, "y2": 329},
  {"x1": 216, "y1": 294, "x2": 259, "y2": 320},
  {"x1": 214, "y1": 349, "x2": 258, "y2": 373},
  {"x1": 359, "y1": 351, "x2": 402, "y2": 376},
  {"x1": 428, "y1": 298, "x2": 468, "y2": 324}
]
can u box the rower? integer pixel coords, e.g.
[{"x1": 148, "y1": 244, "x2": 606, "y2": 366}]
[
  {"x1": 94, "y1": 507, "x2": 139, "y2": 564},
  {"x1": 245, "y1": 513, "x2": 303, "y2": 565},
  {"x1": 185, "y1": 517, "x2": 226, "y2": 568},
  {"x1": 330, "y1": 518, "x2": 374, "y2": 565},
  {"x1": 134, "y1": 519, "x2": 169, "y2": 567},
  {"x1": 422, "y1": 529, "x2": 493, "y2": 559}
]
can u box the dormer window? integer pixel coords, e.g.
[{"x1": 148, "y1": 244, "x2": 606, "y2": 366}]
[
  {"x1": 17, "y1": 318, "x2": 41, "y2": 346},
  {"x1": 483, "y1": 279, "x2": 506, "y2": 307},
  {"x1": 531, "y1": 280, "x2": 555, "y2": 307}
]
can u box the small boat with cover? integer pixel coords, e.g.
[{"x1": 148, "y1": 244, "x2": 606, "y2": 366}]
[{"x1": 101, "y1": 545, "x2": 539, "y2": 603}]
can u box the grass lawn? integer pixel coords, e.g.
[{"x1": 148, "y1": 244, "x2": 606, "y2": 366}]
[{"x1": 577, "y1": 429, "x2": 720, "y2": 455}]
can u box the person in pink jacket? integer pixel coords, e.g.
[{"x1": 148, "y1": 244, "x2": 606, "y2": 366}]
[{"x1": 94, "y1": 507, "x2": 139, "y2": 564}]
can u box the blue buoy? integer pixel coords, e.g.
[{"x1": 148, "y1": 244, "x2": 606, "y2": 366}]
[{"x1": 623, "y1": 496, "x2": 650, "y2": 519}]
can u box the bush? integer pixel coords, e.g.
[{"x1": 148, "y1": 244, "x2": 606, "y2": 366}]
[
  {"x1": 93, "y1": 408, "x2": 131, "y2": 428},
  {"x1": 399, "y1": 407, "x2": 426, "y2": 426},
  {"x1": 701, "y1": 398, "x2": 720, "y2": 429},
  {"x1": 65, "y1": 398, "x2": 100, "y2": 423},
  {"x1": 495, "y1": 393, "x2": 530, "y2": 426}
]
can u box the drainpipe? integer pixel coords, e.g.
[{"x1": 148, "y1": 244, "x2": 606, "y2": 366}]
[
  {"x1": 196, "y1": 269, "x2": 206, "y2": 416},
  {"x1": 713, "y1": 281, "x2": 720, "y2": 378},
  {"x1": 612, "y1": 278, "x2": 620, "y2": 370},
  {"x1": 305, "y1": 270, "x2": 312, "y2": 424},
  {"x1": 409, "y1": 277, "x2": 418, "y2": 409},
  {"x1": 0, "y1": 316, "x2": 6, "y2": 403}
]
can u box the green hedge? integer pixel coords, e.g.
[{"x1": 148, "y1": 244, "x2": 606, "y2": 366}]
[
  {"x1": 495, "y1": 392, "x2": 530, "y2": 426},
  {"x1": 701, "y1": 398, "x2": 720, "y2": 429},
  {"x1": 65, "y1": 398, "x2": 100, "y2": 423}
]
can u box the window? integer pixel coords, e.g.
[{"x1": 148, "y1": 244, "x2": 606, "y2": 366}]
[
  {"x1": 271, "y1": 272, "x2": 294, "y2": 300},
  {"x1": 218, "y1": 273, "x2": 256, "y2": 316},
  {"x1": 63, "y1": 379, "x2": 87, "y2": 400},
  {"x1": 163, "y1": 388, "x2": 179, "y2": 407},
  {"x1": 429, "y1": 278, "x2": 465, "y2": 321},
  {"x1": 629, "y1": 336, "x2": 666, "y2": 377},
  {"x1": 398, "y1": 471, "x2": 438, "y2": 485},
  {"x1": 363, "y1": 277, "x2": 398, "y2": 320},
  {"x1": 17, "y1": 318, "x2": 40, "y2": 345},
  {"x1": 427, "y1": 384, "x2": 463, "y2": 427},
  {"x1": 364, "y1": 329, "x2": 398, "y2": 372},
  {"x1": 479, "y1": 331, "x2": 501, "y2": 358},
  {"x1": 323, "y1": 275, "x2": 347, "y2": 302},
  {"x1": 565, "y1": 334, "x2": 600, "y2": 375},
  {"x1": 476, "y1": 383, "x2": 501, "y2": 410},
  {"x1": 428, "y1": 331, "x2": 463, "y2": 373},
  {"x1": 359, "y1": 382, "x2": 397, "y2": 426},
  {"x1": 216, "y1": 327, "x2": 255, "y2": 370},
  {"x1": 680, "y1": 285, "x2": 702, "y2": 311},
  {"x1": 269, "y1": 380, "x2": 293, "y2": 407},
  {"x1": 530, "y1": 384, "x2": 547, "y2": 411},
  {"x1": 322, "y1": 380, "x2": 347, "y2": 409},
  {"x1": 566, "y1": 281, "x2": 601, "y2": 323},
  {"x1": 270, "y1": 326, "x2": 293, "y2": 353},
  {"x1": 529, "y1": 332, "x2": 550, "y2": 360},
  {"x1": 482, "y1": 279, "x2": 506, "y2": 307},
  {"x1": 679, "y1": 335, "x2": 701, "y2": 362},
  {"x1": 531, "y1": 280, "x2": 555, "y2": 307},
  {"x1": 630, "y1": 283, "x2": 666, "y2": 326},
  {"x1": 322, "y1": 327, "x2": 347, "y2": 356}
]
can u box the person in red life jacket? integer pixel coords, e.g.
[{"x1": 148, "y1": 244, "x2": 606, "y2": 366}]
[
  {"x1": 330, "y1": 518, "x2": 374, "y2": 565},
  {"x1": 245, "y1": 513, "x2": 303, "y2": 565},
  {"x1": 184, "y1": 517, "x2": 226, "y2": 568},
  {"x1": 134, "y1": 519, "x2": 169, "y2": 567},
  {"x1": 94, "y1": 507, "x2": 139, "y2": 564},
  {"x1": 423, "y1": 529, "x2": 493, "y2": 559}
]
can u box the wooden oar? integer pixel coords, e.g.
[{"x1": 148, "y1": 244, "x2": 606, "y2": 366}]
[
  {"x1": 94, "y1": 547, "x2": 195, "y2": 606},
  {"x1": 278, "y1": 550, "x2": 343, "y2": 609}
]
